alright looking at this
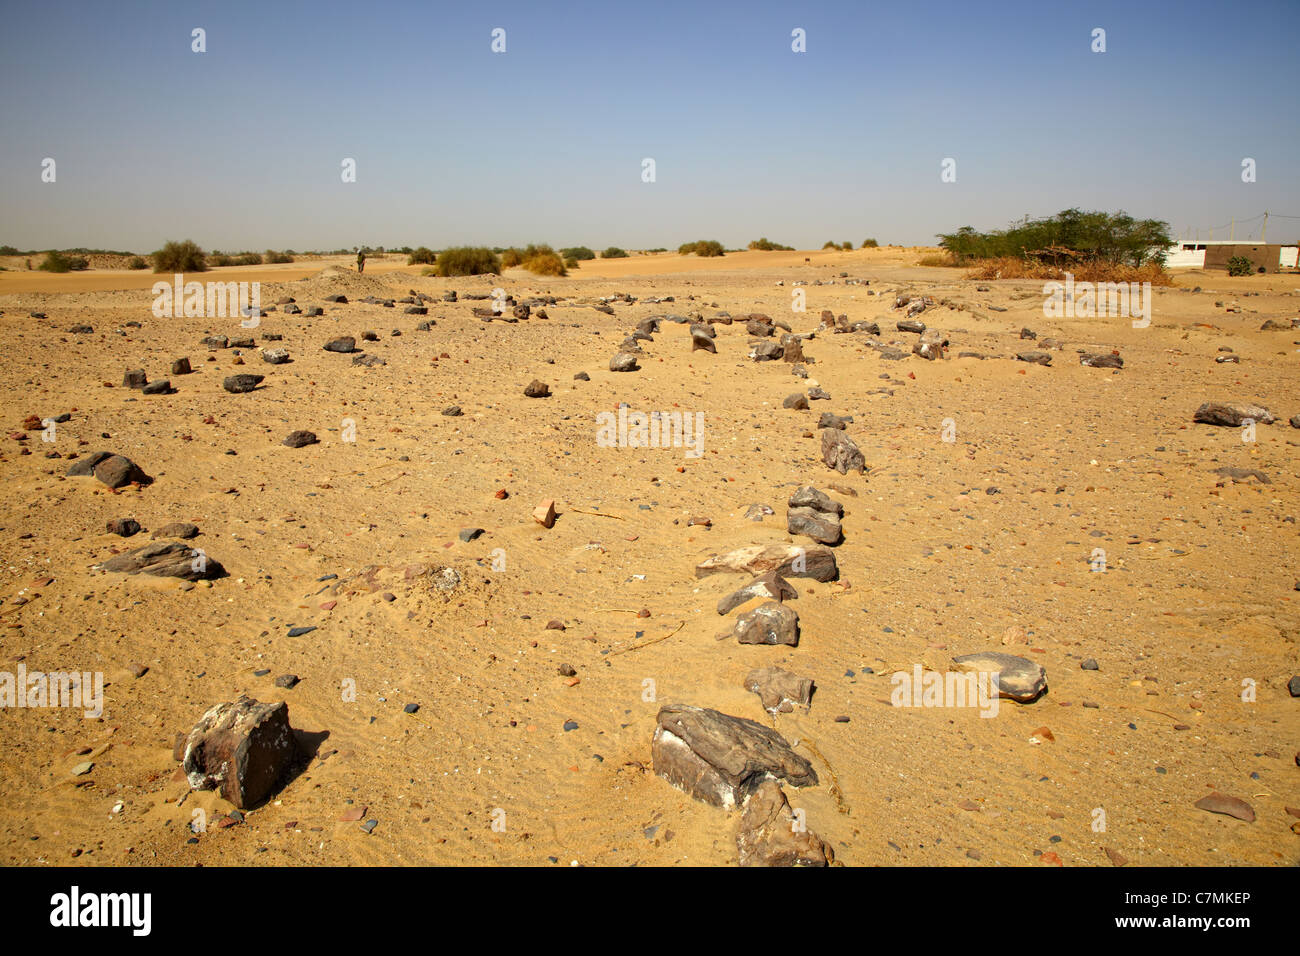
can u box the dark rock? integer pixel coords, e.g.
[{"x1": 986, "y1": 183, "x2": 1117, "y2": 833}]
[
  {"x1": 574, "y1": 372, "x2": 590, "y2": 381},
  {"x1": 524, "y1": 380, "x2": 551, "y2": 398},
  {"x1": 789, "y1": 486, "x2": 842, "y2": 516},
  {"x1": 751, "y1": 341, "x2": 784, "y2": 361},
  {"x1": 1193, "y1": 402, "x2": 1276, "y2": 426},
  {"x1": 897, "y1": 319, "x2": 925, "y2": 334},
  {"x1": 786, "y1": 507, "x2": 842, "y2": 545},
  {"x1": 1193, "y1": 792, "x2": 1255, "y2": 823},
  {"x1": 821, "y1": 428, "x2": 866, "y2": 474},
  {"x1": 736, "y1": 778, "x2": 831, "y2": 866},
  {"x1": 92, "y1": 454, "x2": 150, "y2": 488},
  {"x1": 123, "y1": 369, "x2": 147, "y2": 389},
  {"x1": 274, "y1": 675, "x2": 299, "y2": 689},
  {"x1": 98, "y1": 540, "x2": 222, "y2": 579},
  {"x1": 610, "y1": 352, "x2": 640, "y2": 372},
  {"x1": 817, "y1": 412, "x2": 850, "y2": 430},
  {"x1": 442, "y1": 405, "x2": 463, "y2": 416},
  {"x1": 352, "y1": 354, "x2": 386, "y2": 367},
  {"x1": 1080, "y1": 352, "x2": 1123, "y2": 369},
  {"x1": 181, "y1": 696, "x2": 298, "y2": 809},
  {"x1": 458, "y1": 528, "x2": 485, "y2": 542},
  {"x1": 652, "y1": 703, "x2": 817, "y2": 809},
  {"x1": 717, "y1": 571, "x2": 798, "y2": 615},
  {"x1": 142, "y1": 379, "x2": 173, "y2": 395},
  {"x1": 405, "y1": 306, "x2": 428, "y2": 315},
  {"x1": 1080, "y1": 659, "x2": 1099, "y2": 671},
  {"x1": 154, "y1": 522, "x2": 199, "y2": 540},
  {"x1": 1020, "y1": 328, "x2": 1037, "y2": 340},
  {"x1": 323, "y1": 337, "x2": 356, "y2": 353},
  {"x1": 1213, "y1": 466, "x2": 1269, "y2": 483},
  {"x1": 283, "y1": 430, "x2": 318, "y2": 448},
  {"x1": 201, "y1": 335, "x2": 229, "y2": 349},
  {"x1": 106, "y1": 518, "x2": 141, "y2": 537},
  {"x1": 691, "y1": 327, "x2": 717, "y2": 352},
  {"x1": 223, "y1": 374, "x2": 264, "y2": 393},
  {"x1": 171, "y1": 357, "x2": 192, "y2": 375},
  {"x1": 783, "y1": 392, "x2": 809, "y2": 410},
  {"x1": 734, "y1": 601, "x2": 799, "y2": 646},
  {"x1": 1016, "y1": 351, "x2": 1052, "y2": 365}
]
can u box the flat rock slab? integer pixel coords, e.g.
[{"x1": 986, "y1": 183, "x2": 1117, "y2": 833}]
[
  {"x1": 1080, "y1": 352, "x2": 1123, "y2": 368},
  {"x1": 743, "y1": 666, "x2": 813, "y2": 714},
  {"x1": 1194, "y1": 792, "x2": 1255, "y2": 822},
  {"x1": 717, "y1": 571, "x2": 797, "y2": 615},
  {"x1": 1193, "y1": 402, "x2": 1276, "y2": 426},
  {"x1": 1016, "y1": 350, "x2": 1052, "y2": 365},
  {"x1": 734, "y1": 600, "x2": 799, "y2": 646},
  {"x1": 182, "y1": 696, "x2": 298, "y2": 809},
  {"x1": 696, "y1": 543, "x2": 838, "y2": 582},
  {"x1": 97, "y1": 540, "x2": 223, "y2": 580},
  {"x1": 951, "y1": 651, "x2": 1048, "y2": 703},
  {"x1": 737, "y1": 778, "x2": 831, "y2": 866},
  {"x1": 222, "y1": 374, "x2": 264, "y2": 393},
  {"x1": 323, "y1": 337, "x2": 356, "y2": 353},
  {"x1": 789, "y1": 485, "x2": 842, "y2": 516},
  {"x1": 67, "y1": 452, "x2": 150, "y2": 488},
  {"x1": 652, "y1": 703, "x2": 817, "y2": 810},
  {"x1": 283, "y1": 430, "x2": 318, "y2": 448}
]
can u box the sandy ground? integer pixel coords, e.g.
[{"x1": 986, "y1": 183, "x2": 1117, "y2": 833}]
[{"x1": 0, "y1": 248, "x2": 1296, "y2": 867}]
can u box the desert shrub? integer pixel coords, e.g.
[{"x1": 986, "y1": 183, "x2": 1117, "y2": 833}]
[
  {"x1": 127, "y1": 255, "x2": 148, "y2": 269},
  {"x1": 525, "y1": 252, "x2": 567, "y2": 276},
  {"x1": 748, "y1": 238, "x2": 793, "y2": 251},
  {"x1": 861, "y1": 238, "x2": 879, "y2": 248},
  {"x1": 679, "y1": 240, "x2": 724, "y2": 257},
  {"x1": 938, "y1": 209, "x2": 1171, "y2": 268},
  {"x1": 264, "y1": 250, "x2": 294, "y2": 264},
  {"x1": 918, "y1": 253, "x2": 956, "y2": 267},
  {"x1": 209, "y1": 254, "x2": 233, "y2": 267},
  {"x1": 38, "y1": 251, "x2": 84, "y2": 272},
  {"x1": 822, "y1": 241, "x2": 839, "y2": 250},
  {"x1": 601, "y1": 247, "x2": 629, "y2": 258},
  {"x1": 564, "y1": 257, "x2": 579, "y2": 269},
  {"x1": 561, "y1": 246, "x2": 595, "y2": 261},
  {"x1": 963, "y1": 256, "x2": 1173, "y2": 286},
  {"x1": 407, "y1": 247, "x2": 436, "y2": 265},
  {"x1": 0, "y1": 245, "x2": 19, "y2": 255},
  {"x1": 1226, "y1": 255, "x2": 1253, "y2": 277},
  {"x1": 233, "y1": 252, "x2": 262, "y2": 266},
  {"x1": 152, "y1": 239, "x2": 207, "y2": 273},
  {"x1": 435, "y1": 247, "x2": 501, "y2": 277},
  {"x1": 647, "y1": 247, "x2": 667, "y2": 254},
  {"x1": 500, "y1": 248, "x2": 525, "y2": 268}
]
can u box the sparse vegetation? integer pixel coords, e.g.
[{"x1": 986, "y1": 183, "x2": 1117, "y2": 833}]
[
  {"x1": 601, "y1": 247, "x2": 629, "y2": 258},
  {"x1": 748, "y1": 238, "x2": 793, "y2": 251},
  {"x1": 152, "y1": 239, "x2": 207, "y2": 273},
  {"x1": 38, "y1": 250, "x2": 88, "y2": 272},
  {"x1": 822, "y1": 241, "x2": 839, "y2": 250},
  {"x1": 563, "y1": 257, "x2": 580, "y2": 269},
  {"x1": 561, "y1": 247, "x2": 595, "y2": 261},
  {"x1": 525, "y1": 252, "x2": 567, "y2": 276},
  {"x1": 678, "y1": 240, "x2": 724, "y2": 257},
  {"x1": 407, "y1": 247, "x2": 436, "y2": 265},
  {"x1": 861, "y1": 239, "x2": 879, "y2": 248},
  {"x1": 264, "y1": 250, "x2": 294, "y2": 264},
  {"x1": 917, "y1": 253, "x2": 956, "y2": 267},
  {"x1": 127, "y1": 255, "x2": 148, "y2": 269},
  {"x1": 434, "y1": 246, "x2": 501, "y2": 277},
  {"x1": 1226, "y1": 255, "x2": 1253, "y2": 277}
]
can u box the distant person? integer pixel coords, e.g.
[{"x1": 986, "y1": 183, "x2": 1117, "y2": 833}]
[{"x1": 357, "y1": 251, "x2": 365, "y2": 274}]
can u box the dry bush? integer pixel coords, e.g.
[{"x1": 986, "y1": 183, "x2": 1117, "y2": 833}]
[
  {"x1": 964, "y1": 257, "x2": 1173, "y2": 286},
  {"x1": 917, "y1": 253, "x2": 956, "y2": 267}
]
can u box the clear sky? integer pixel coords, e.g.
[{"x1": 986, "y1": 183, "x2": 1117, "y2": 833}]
[{"x1": 2, "y1": 0, "x2": 1297, "y2": 252}]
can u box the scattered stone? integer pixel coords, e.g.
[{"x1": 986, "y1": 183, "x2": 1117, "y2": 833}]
[
  {"x1": 734, "y1": 601, "x2": 799, "y2": 646},
  {"x1": 736, "y1": 778, "x2": 831, "y2": 866},
  {"x1": 821, "y1": 428, "x2": 866, "y2": 474},
  {"x1": 696, "y1": 544, "x2": 838, "y2": 582},
  {"x1": 442, "y1": 405, "x2": 462, "y2": 416},
  {"x1": 1080, "y1": 352, "x2": 1123, "y2": 369},
  {"x1": 786, "y1": 507, "x2": 842, "y2": 545},
  {"x1": 524, "y1": 380, "x2": 551, "y2": 398},
  {"x1": 181, "y1": 696, "x2": 298, "y2": 809},
  {"x1": 717, "y1": 571, "x2": 798, "y2": 614},
  {"x1": 458, "y1": 528, "x2": 485, "y2": 542},
  {"x1": 610, "y1": 352, "x2": 640, "y2": 372},
  {"x1": 92, "y1": 454, "x2": 150, "y2": 489},
  {"x1": 950, "y1": 651, "x2": 1047, "y2": 703},
  {"x1": 142, "y1": 379, "x2": 172, "y2": 395},
  {"x1": 533, "y1": 499, "x2": 557, "y2": 528},
  {"x1": 352, "y1": 354, "x2": 386, "y2": 367},
  {"x1": 262, "y1": 347, "x2": 290, "y2": 364},
  {"x1": 1193, "y1": 402, "x2": 1276, "y2": 426},
  {"x1": 783, "y1": 392, "x2": 809, "y2": 410},
  {"x1": 1080, "y1": 659, "x2": 1099, "y2": 671},
  {"x1": 1016, "y1": 351, "x2": 1052, "y2": 366},
  {"x1": 282, "y1": 430, "x2": 318, "y2": 448},
  {"x1": 691, "y1": 327, "x2": 717, "y2": 352},
  {"x1": 1213, "y1": 466, "x2": 1269, "y2": 483},
  {"x1": 789, "y1": 486, "x2": 843, "y2": 517},
  {"x1": 123, "y1": 369, "x2": 147, "y2": 389},
  {"x1": 743, "y1": 666, "x2": 813, "y2": 714},
  {"x1": 574, "y1": 372, "x2": 590, "y2": 381},
  {"x1": 106, "y1": 518, "x2": 141, "y2": 537},
  {"x1": 154, "y1": 522, "x2": 199, "y2": 539},
  {"x1": 1193, "y1": 792, "x2": 1255, "y2": 823},
  {"x1": 98, "y1": 540, "x2": 222, "y2": 580},
  {"x1": 751, "y1": 341, "x2": 784, "y2": 361},
  {"x1": 222, "y1": 374, "x2": 264, "y2": 393},
  {"x1": 274, "y1": 675, "x2": 299, "y2": 689},
  {"x1": 651, "y1": 703, "x2": 817, "y2": 809},
  {"x1": 171, "y1": 357, "x2": 192, "y2": 375},
  {"x1": 323, "y1": 337, "x2": 356, "y2": 353},
  {"x1": 817, "y1": 412, "x2": 851, "y2": 430}
]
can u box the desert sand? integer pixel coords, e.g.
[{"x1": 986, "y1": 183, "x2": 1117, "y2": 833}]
[{"x1": 0, "y1": 247, "x2": 1296, "y2": 866}]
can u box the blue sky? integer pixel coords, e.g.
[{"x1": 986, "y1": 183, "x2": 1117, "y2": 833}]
[{"x1": 2, "y1": 0, "x2": 1297, "y2": 251}]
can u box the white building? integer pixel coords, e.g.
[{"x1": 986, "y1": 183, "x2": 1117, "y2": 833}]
[{"x1": 1164, "y1": 240, "x2": 1299, "y2": 269}]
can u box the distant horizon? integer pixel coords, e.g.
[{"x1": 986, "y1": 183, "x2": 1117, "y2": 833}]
[{"x1": 3, "y1": 0, "x2": 1297, "y2": 251}]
